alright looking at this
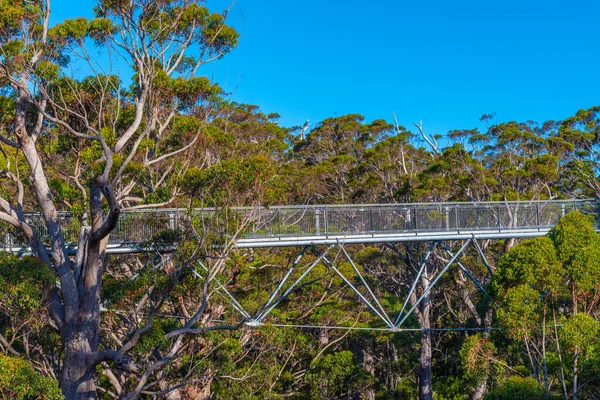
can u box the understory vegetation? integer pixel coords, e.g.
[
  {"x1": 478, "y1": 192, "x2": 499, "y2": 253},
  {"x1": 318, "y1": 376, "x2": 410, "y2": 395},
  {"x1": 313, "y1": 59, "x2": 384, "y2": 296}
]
[{"x1": 0, "y1": 0, "x2": 599, "y2": 399}]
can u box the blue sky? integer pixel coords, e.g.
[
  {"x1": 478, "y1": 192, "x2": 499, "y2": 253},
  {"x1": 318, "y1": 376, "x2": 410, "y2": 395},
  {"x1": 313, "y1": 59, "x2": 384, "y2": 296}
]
[{"x1": 53, "y1": 0, "x2": 600, "y2": 135}]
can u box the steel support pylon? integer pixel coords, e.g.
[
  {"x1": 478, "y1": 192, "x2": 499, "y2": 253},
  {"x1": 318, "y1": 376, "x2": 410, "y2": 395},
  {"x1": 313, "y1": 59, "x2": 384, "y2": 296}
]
[{"x1": 232, "y1": 239, "x2": 497, "y2": 333}]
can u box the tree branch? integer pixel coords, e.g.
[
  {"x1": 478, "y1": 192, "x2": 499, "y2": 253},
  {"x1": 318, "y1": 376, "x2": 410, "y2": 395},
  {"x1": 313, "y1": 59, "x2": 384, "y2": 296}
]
[{"x1": 413, "y1": 120, "x2": 440, "y2": 155}]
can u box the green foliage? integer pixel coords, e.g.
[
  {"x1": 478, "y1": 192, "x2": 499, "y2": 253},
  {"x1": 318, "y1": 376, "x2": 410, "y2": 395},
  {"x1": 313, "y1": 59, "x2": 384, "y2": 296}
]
[
  {"x1": 87, "y1": 17, "x2": 115, "y2": 44},
  {"x1": 484, "y1": 376, "x2": 545, "y2": 400},
  {"x1": 492, "y1": 236, "x2": 562, "y2": 295},
  {"x1": 560, "y1": 313, "x2": 599, "y2": 352},
  {"x1": 550, "y1": 211, "x2": 600, "y2": 296},
  {"x1": 435, "y1": 376, "x2": 468, "y2": 400},
  {"x1": 460, "y1": 334, "x2": 496, "y2": 386},
  {"x1": 33, "y1": 60, "x2": 59, "y2": 81},
  {"x1": 48, "y1": 17, "x2": 89, "y2": 44},
  {"x1": 134, "y1": 319, "x2": 175, "y2": 355},
  {"x1": 491, "y1": 212, "x2": 600, "y2": 398},
  {"x1": 0, "y1": 355, "x2": 61, "y2": 399},
  {"x1": 0, "y1": 254, "x2": 54, "y2": 321},
  {"x1": 496, "y1": 284, "x2": 541, "y2": 341},
  {"x1": 306, "y1": 351, "x2": 371, "y2": 398}
]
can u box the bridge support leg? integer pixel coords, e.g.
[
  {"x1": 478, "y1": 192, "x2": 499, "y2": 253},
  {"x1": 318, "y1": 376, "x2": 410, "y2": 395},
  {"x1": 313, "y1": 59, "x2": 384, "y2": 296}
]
[
  {"x1": 254, "y1": 245, "x2": 334, "y2": 324},
  {"x1": 472, "y1": 239, "x2": 494, "y2": 277},
  {"x1": 394, "y1": 241, "x2": 435, "y2": 327},
  {"x1": 323, "y1": 252, "x2": 393, "y2": 328},
  {"x1": 192, "y1": 261, "x2": 251, "y2": 319},
  {"x1": 395, "y1": 240, "x2": 471, "y2": 328},
  {"x1": 339, "y1": 245, "x2": 394, "y2": 327},
  {"x1": 440, "y1": 243, "x2": 495, "y2": 304}
]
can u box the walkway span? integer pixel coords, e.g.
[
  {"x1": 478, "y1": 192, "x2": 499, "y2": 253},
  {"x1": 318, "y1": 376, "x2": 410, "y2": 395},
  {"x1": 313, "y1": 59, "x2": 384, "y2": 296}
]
[
  {"x1": 0, "y1": 199, "x2": 597, "y2": 253},
  {"x1": 236, "y1": 199, "x2": 598, "y2": 247},
  {"x1": 2, "y1": 199, "x2": 598, "y2": 332}
]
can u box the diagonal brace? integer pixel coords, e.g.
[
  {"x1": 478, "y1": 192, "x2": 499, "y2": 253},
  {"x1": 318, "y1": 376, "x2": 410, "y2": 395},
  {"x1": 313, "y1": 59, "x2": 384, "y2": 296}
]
[
  {"x1": 254, "y1": 246, "x2": 308, "y2": 319},
  {"x1": 440, "y1": 244, "x2": 496, "y2": 306},
  {"x1": 255, "y1": 245, "x2": 334, "y2": 323},
  {"x1": 339, "y1": 245, "x2": 394, "y2": 327},
  {"x1": 395, "y1": 241, "x2": 436, "y2": 326},
  {"x1": 473, "y1": 238, "x2": 494, "y2": 277},
  {"x1": 323, "y1": 255, "x2": 393, "y2": 328},
  {"x1": 193, "y1": 261, "x2": 250, "y2": 319},
  {"x1": 395, "y1": 239, "x2": 471, "y2": 328},
  {"x1": 130, "y1": 254, "x2": 171, "y2": 281}
]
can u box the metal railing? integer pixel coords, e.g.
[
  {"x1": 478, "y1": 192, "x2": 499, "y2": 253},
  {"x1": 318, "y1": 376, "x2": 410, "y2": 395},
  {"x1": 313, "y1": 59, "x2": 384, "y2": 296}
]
[
  {"x1": 243, "y1": 199, "x2": 598, "y2": 239},
  {"x1": 0, "y1": 199, "x2": 597, "y2": 249}
]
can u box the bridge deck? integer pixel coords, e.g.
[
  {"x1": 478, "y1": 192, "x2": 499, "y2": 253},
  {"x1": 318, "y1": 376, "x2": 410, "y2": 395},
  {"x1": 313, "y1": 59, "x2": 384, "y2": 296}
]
[{"x1": 0, "y1": 199, "x2": 597, "y2": 252}]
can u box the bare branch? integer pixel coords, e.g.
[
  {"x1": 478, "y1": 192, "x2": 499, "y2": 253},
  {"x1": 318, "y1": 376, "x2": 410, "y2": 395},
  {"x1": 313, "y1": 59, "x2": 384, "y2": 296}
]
[
  {"x1": 413, "y1": 120, "x2": 440, "y2": 155},
  {"x1": 0, "y1": 134, "x2": 20, "y2": 148},
  {"x1": 89, "y1": 184, "x2": 120, "y2": 244},
  {"x1": 145, "y1": 125, "x2": 203, "y2": 167},
  {"x1": 391, "y1": 111, "x2": 408, "y2": 175}
]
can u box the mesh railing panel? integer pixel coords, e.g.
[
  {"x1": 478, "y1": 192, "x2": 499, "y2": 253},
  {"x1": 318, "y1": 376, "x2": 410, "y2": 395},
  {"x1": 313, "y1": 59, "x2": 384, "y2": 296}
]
[{"x1": 0, "y1": 200, "x2": 597, "y2": 248}]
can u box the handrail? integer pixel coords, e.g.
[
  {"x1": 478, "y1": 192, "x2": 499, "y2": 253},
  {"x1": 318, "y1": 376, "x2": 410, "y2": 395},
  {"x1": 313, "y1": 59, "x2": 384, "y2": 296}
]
[{"x1": 0, "y1": 199, "x2": 597, "y2": 249}]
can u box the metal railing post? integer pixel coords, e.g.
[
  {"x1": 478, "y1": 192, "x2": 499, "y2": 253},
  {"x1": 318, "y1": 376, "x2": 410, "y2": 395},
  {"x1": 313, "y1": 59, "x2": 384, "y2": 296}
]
[
  {"x1": 597, "y1": 200, "x2": 600, "y2": 230},
  {"x1": 316, "y1": 209, "x2": 321, "y2": 235},
  {"x1": 445, "y1": 207, "x2": 450, "y2": 231},
  {"x1": 277, "y1": 209, "x2": 281, "y2": 236},
  {"x1": 370, "y1": 207, "x2": 374, "y2": 235},
  {"x1": 413, "y1": 206, "x2": 418, "y2": 231},
  {"x1": 455, "y1": 204, "x2": 460, "y2": 233},
  {"x1": 324, "y1": 206, "x2": 329, "y2": 236},
  {"x1": 497, "y1": 205, "x2": 501, "y2": 230},
  {"x1": 536, "y1": 204, "x2": 540, "y2": 231}
]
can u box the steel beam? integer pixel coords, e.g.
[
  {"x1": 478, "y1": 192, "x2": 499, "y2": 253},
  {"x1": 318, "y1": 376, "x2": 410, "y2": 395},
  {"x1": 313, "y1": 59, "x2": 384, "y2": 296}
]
[
  {"x1": 254, "y1": 245, "x2": 334, "y2": 323},
  {"x1": 323, "y1": 255, "x2": 393, "y2": 328},
  {"x1": 254, "y1": 246, "x2": 308, "y2": 320},
  {"x1": 234, "y1": 230, "x2": 556, "y2": 248},
  {"x1": 440, "y1": 244, "x2": 495, "y2": 305},
  {"x1": 473, "y1": 239, "x2": 494, "y2": 276},
  {"x1": 395, "y1": 241, "x2": 435, "y2": 326},
  {"x1": 339, "y1": 245, "x2": 394, "y2": 327},
  {"x1": 395, "y1": 239, "x2": 472, "y2": 328}
]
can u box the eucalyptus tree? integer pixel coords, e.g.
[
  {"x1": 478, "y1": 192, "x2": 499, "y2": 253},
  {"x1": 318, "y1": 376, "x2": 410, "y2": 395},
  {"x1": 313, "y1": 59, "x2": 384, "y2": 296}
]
[
  {"x1": 555, "y1": 106, "x2": 600, "y2": 197},
  {"x1": 0, "y1": 0, "x2": 239, "y2": 398},
  {"x1": 292, "y1": 114, "x2": 394, "y2": 203},
  {"x1": 491, "y1": 212, "x2": 600, "y2": 399}
]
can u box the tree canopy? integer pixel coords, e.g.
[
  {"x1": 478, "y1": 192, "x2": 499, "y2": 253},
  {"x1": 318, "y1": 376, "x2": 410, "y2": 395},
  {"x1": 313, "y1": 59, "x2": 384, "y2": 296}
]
[{"x1": 0, "y1": 1, "x2": 599, "y2": 399}]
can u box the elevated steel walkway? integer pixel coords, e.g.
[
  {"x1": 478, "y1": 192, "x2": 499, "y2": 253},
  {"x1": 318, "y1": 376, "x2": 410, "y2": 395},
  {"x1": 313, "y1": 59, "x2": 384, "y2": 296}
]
[
  {"x1": 0, "y1": 199, "x2": 597, "y2": 253},
  {"x1": 2, "y1": 199, "x2": 596, "y2": 332}
]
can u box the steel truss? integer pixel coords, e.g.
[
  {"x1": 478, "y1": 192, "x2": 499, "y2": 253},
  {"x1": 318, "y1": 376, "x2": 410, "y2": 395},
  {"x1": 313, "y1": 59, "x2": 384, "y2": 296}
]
[{"x1": 199, "y1": 239, "x2": 496, "y2": 333}]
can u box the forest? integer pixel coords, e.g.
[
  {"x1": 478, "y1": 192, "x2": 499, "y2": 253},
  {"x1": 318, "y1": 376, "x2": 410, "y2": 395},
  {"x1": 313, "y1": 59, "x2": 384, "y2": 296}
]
[{"x1": 0, "y1": 0, "x2": 599, "y2": 399}]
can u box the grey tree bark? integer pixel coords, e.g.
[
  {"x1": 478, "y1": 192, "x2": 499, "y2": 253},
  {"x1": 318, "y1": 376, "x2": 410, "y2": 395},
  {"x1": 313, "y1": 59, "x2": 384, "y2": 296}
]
[{"x1": 417, "y1": 264, "x2": 433, "y2": 400}]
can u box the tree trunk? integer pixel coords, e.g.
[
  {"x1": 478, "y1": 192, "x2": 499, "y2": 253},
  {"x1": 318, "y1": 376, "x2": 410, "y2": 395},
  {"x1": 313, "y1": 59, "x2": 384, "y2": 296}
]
[
  {"x1": 361, "y1": 348, "x2": 376, "y2": 400},
  {"x1": 573, "y1": 348, "x2": 579, "y2": 400},
  {"x1": 471, "y1": 308, "x2": 494, "y2": 400},
  {"x1": 60, "y1": 340, "x2": 97, "y2": 399},
  {"x1": 418, "y1": 266, "x2": 433, "y2": 400},
  {"x1": 419, "y1": 327, "x2": 433, "y2": 400},
  {"x1": 472, "y1": 383, "x2": 487, "y2": 400},
  {"x1": 58, "y1": 187, "x2": 108, "y2": 399},
  {"x1": 59, "y1": 253, "x2": 104, "y2": 399}
]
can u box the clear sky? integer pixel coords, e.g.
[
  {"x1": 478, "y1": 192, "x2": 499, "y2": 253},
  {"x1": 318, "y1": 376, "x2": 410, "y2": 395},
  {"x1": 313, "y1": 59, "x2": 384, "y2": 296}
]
[{"x1": 52, "y1": 0, "x2": 600, "y2": 135}]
